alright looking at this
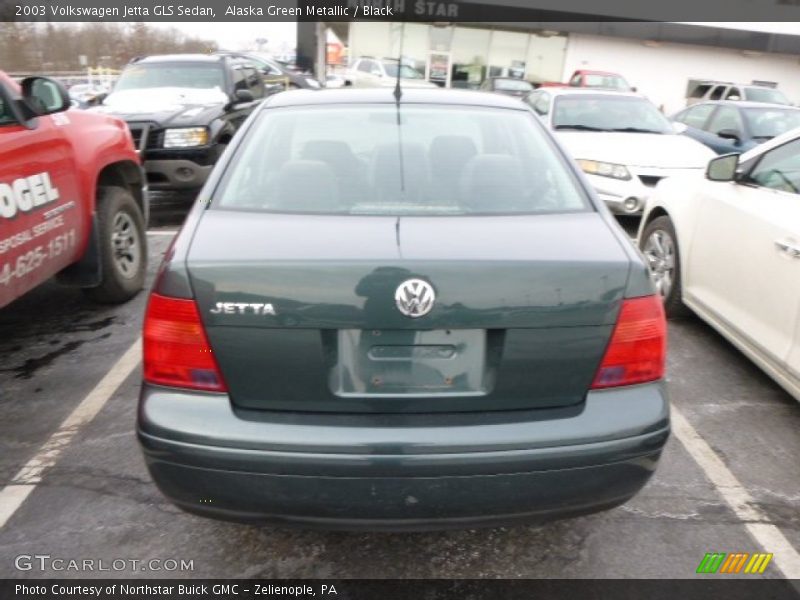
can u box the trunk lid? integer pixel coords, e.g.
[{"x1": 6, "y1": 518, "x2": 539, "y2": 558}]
[{"x1": 187, "y1": 211, "x2": 631, "y2": 413}]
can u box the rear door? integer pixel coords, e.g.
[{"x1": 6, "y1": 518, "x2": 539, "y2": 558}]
[
  {"x1": 0, "y1": 81, "x2": 83, "y2": 308},
  {"x1": 685, "y1": 138, "x2": 800, "y2": 372}
]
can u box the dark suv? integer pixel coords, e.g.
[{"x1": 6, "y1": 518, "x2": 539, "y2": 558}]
[{"x1": 94, "y1": 54, "x2": 265, "y2": 191}]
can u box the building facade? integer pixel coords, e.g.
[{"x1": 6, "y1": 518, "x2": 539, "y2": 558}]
[{"x1": 325, "y1": 21, "x2": 800, "y2": 114}]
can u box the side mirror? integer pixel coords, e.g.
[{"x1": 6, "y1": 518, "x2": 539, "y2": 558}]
[
  {"x1": 706, "y1": 153, "x2": 740, "y2": 182},
  {"x1": 672, "y1": 122, "x2": 688, "y2": 134},
  {"x1": 716, "y1": 128, "x2": 741, "y2": 142},
  {"x1": 21, "y1": 76, "x2": 70, "y2": 116},
  {"x1": 630, "y1": 86, "x2": 638, "y2": 93},
  {"x1": 234, "y1": 89, "x2": 254, "y2": 103}
]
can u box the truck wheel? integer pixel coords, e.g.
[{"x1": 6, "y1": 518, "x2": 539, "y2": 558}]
[{"x1": 84, "y1": 186, "x2": 146, "y2": 304}]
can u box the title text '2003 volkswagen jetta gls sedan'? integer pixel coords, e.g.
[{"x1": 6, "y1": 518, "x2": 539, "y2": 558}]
[{"x1": 138, "y1": 88, "x2": 669, "y2": 530}]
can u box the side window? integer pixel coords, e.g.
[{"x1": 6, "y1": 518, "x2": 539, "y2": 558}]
[
  {"x1": 689, "y1": 84, "x2": 711, "y2": 99},
  {"x1": 709, "y1": 85, "x2": 726, "y2": 101},
  {"x1": 524, "y1": 91, "x2": 539, "y2": 107},
  {"x1": 725, "y1": 87, "x2": 742, "y2": 100},
  {"x1": 0, "y1": 92, "x2": 17, "y2": 126},
  {"x1": 748, "y1": 138, "x2": 800, "y2": 194},
  {"x1": 707, "y1": 106, "x2": 744, "y2": 135},
  {"x1": 678, "y1": 104, "x2": 715, "y2": 128},
  {"x1": 243, "y1": 67, "x2": 264, "y2": 98},
  {"x1": 232, "y1": 64, "x2": 248, "y2": 92},
  {"x1": 357, "y1": 60, "x2": 373, "y2": 73},
  {"x1": 262, "y1": 62, "x2": 282, "y2": 76},
  {"x1": 534, "y1": 92, "x2": 551, "y2": 116}
]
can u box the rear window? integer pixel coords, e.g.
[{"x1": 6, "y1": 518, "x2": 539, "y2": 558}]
[
  {"x1": 213, "y1": 104, "x2": 590, "y2": 216},
  {"x1": 583, "y1": 74, "x2": 630, "y2": 91},
  {"x1": 745, "y1": 87, "x2": 791, "y2": 105},
  {"x1": 494, "y1": 79, "x2": 534, "y2": 92},
  {"x1": 115, "y1": 63, "x2": 225, "y2": 92}
]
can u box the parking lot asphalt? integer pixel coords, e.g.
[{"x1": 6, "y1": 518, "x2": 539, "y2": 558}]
[{"x1": 0, "y1": 204, "x2": 798, "y2": 580}]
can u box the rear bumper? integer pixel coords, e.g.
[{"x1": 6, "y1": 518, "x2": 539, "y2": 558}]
[{"x1": 138, "y1": 382, "x2": 669, "y2": 530}]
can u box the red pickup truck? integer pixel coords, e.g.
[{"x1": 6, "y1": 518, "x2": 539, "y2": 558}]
[{"x1": 0, "y1": 71, "x2": 147, "y2": 309}]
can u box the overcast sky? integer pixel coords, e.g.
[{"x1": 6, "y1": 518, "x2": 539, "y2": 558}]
[{"x1": 153, "y1": 22, "x2": 297, "y2": 53}]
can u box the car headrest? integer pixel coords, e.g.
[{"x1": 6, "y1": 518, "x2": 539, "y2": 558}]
[
  {"x1": 300, "y1": 140, "x2": 361, "y2": 177},
  {"x1": 459, "y1": 154, "x2": 526, "y2": 212},
  {"x1": 274, "y1": 160, "x2": 340, "y2": 212},
  {"x1": 429, "y1": 135, "x2": 478, "y2": 179},
  {"x1": 371, "y1": 142, "x2": 428, "y2": 202}
]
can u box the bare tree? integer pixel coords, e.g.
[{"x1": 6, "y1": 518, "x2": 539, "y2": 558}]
[{"x1": 1, "y1": 22, "x2": 217, "y2": 73}]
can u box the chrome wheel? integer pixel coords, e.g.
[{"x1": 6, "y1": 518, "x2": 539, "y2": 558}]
[
  {"x1": 111, "y1": 211, "x2": 141, "y2": 279},
  {"x1": 643, "y1": 229, "x2": 676, "y2": 298}
]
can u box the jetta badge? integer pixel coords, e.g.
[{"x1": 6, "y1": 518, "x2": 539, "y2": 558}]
[
  {"x1": 209, "y1": 302, "x2": 276, "y2": 316},
  {"x1": 395, "y1": 279, "x2": 435, "y2": 318}
]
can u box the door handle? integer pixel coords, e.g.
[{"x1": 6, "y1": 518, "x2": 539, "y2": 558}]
[{"x1": 775, "y1": 239, "x2": 800, "y2": 258}]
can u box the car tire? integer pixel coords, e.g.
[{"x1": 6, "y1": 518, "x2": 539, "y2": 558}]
[
  {"x1": 639, "y1": 215, "x2": 690, "y2": 318},
  {"x1": 83, "y1": 186, "x2": 147, "y2": 304}
]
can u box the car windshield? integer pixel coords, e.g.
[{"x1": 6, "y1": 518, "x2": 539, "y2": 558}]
[
  {"x1": 742, "y1": 107, "x2": 800, "y2": 140},
  {"x1": 214, "y1": 104, "x2": 589, "y2": 216},
  {"x1": 583, "y1": 74, "x2": 631, "y2": 91},
  {"x1": 553, "y1": 95, "x2": 673, "y2": 133},
  {"x1": 114, "y1": 63, "x2": 225, "y2": 91},
  {"x1": 494, "y1": 79, "x2": 534, "y2": 92},
  {"x1": 745, "y1": 87, "x2": 790, "y2": 105},
  {"x1": 383, "y1": 63, "x2": 423, "y2": 79}
]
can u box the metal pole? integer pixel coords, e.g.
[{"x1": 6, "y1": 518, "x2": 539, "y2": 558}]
[{"x1": 315, "y1": 22, "x2": 327, "y2": 82}]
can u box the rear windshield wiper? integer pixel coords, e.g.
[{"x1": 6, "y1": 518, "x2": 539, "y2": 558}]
[
  {"x1": 553, "y1": 124, "x2": 607, "y2": 131},
  {"x1": 608, "y1": 127, "x2": 665, "y2": 134}
]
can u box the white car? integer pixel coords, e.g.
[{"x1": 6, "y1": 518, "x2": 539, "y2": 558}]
[
  {"x1": 638, "y1": 129, "x2": 800, "y2": 401},
  {"x1": 525, "y1": 88, "x2": 716, "y2": 215},
  {"x1": 346, "y1": 57, "x2": 438, "y2": 89}
]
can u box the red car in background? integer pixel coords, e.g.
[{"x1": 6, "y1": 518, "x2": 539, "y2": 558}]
[
  {"x1": 539, "y1": 70, "x2": 634, "y2": 92},
  {"x1": 0, "y1": 71, "x2": 147, "y2": 309}
]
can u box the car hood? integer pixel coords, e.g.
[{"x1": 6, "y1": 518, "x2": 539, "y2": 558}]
[
  {"x1": 556, "y1": 131, "x2": 716, "y2": 168},
  {"x1": 91, "y1": 87, "x2": 228, "y2": 125}
]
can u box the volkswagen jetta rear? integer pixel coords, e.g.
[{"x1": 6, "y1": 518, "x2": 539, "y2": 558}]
[{"x1": 137, "y1": 89, "x2": 669, "y2": 530}]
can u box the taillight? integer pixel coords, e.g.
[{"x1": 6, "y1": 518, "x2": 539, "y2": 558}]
[
  {"x1": 143, "y1": 293, "x2": 227, "y2": 392},
  {"x1": 591, "y1": 295, "x2": 666, "y2": 389}
]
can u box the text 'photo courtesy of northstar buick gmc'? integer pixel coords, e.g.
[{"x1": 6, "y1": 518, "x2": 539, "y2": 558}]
[{"x1": 138, "y1": 87, "x2": 669, "y2": 530}]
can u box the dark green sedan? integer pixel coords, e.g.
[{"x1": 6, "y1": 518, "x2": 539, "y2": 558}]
[{"x1": 138, "y1": 88, "x2": 669, "y2": 530}]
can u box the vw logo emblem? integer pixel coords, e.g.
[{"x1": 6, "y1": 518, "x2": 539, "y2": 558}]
[{"x1": 395, "y1": 279, "x2": 435, "y2": 318}]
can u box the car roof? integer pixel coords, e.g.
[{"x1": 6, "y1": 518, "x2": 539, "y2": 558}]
[
  {"x1": 539, "y1": 88, "x2": 643, "y2": 99},
  {"x1": 262, "y1": 88, "x2": 530, "y2": 110},
  {"x1": 134, "y1": 54, "x2": 223, "y2": 64},
  {"x1": 684, "y1": 100, "x2": 799, "y2": 110},
  {"x1": 574, "y1": 70, "x2": 624, "y2": 76},
  {"x1": 698, "y1": 81, "x2": 779, "y2": 89}
]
